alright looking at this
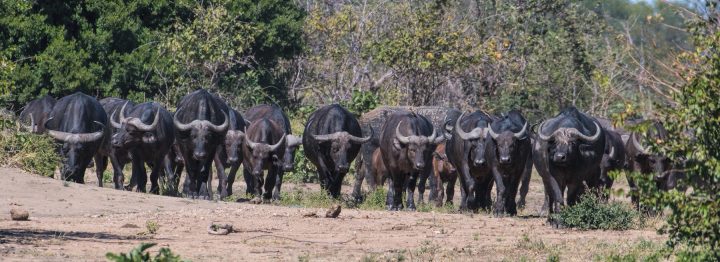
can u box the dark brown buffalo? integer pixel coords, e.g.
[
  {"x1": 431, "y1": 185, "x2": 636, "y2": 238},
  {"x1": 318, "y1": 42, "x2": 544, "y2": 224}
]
[
  {"x1": 243, "y1": 104, "x2": 301, "y2": 195},
  {"x1": 599, "y1": 129, "x2": 626, "y2": 192},
  {"x1": 430, "y1": 143, "x2": 457, "y2": 207},
  {"x1": 44, "y1": 92, "x2": 109, "y2": 184},
  {"x1": 19, "y1": 95, "x2": 56, "y2": 133},
  {"x1": 214, "y1": 108, "x2": 247, "y2": 198},
  {"x1": 533, "y1": 107, "x2": 605, "y2": 225},
  {"x1": 380, "y1": 111, "x2": 444, "y2": 210},
  {"x1": 303, "y1": 104, "x2": 372, "y2": 198},
  {"x1": 242, "y1": 118, "x2": 286, "y2": 203},
  {"x1": 98, "y1": 98, "x2": 136, "y2": 190},
  {"x1": 110, "y1": 102, "x2": 175, "y2": 194},
  {"x1": 370, "y1": 147, "x2": 387, "y2": 190},
  {"x1": 173, "y1": 89, "x2": 229, "y2": 199},
  {"x1": 487, "y1": 110, "x2": 531, "y2": 216},
  {"x1": 445, "y1": 111, "x2": 496, "y2": 212}
]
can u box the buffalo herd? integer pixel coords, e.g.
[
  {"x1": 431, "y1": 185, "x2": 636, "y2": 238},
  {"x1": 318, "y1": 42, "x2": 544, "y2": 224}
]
[{"x1": 18, "y1": 90, "x2": 683, "y2": 223}]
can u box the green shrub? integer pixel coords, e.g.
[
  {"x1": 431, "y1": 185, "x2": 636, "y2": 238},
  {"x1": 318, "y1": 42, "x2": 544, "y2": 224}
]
[
  {"x1": 552, "y1": 193, "x2": 639, "y2": 230},
  {"x1": 146, "y1": 220, "x2": 160, "y2": 235},
  {"x1": 279, "y1": 188, "x2": 338, "y2": 208},
  {"x1": 0, "y1": 131, "x2": 60, "y2": 177},
  {"x1": 106, "y1": 243, "x2": 184, "y2": 262},
  {"x1": 358, "y1": 188, "x2": 387, "y2": 210}
]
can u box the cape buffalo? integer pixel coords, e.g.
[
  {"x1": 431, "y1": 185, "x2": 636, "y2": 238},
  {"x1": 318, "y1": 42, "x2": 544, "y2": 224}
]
[
  {"x1": 487, "y1": 110, "x2": 531, "y2": 216},
  {"x1": 533, "y1": 107, "x2": 604, "y2": 224},
  {"x1": 242, "y1": 118, "x2": 286, "y2": 203},
  {"x1": 243, "y1": 104, "x2": 301, "y2": 195},
  {"x1": 44, "y1": 92, "x2": 108, "y2": 184},
  {"x1": 380, "y1": 111, "x2": 443, "y2": 210},
  {"x1": 19, "y1": 95, "x2": 56, "y2": 133},
  {"x1": 173, "y1": 89, "x2": 229, "y2": 199},
  {"x1": 430, "y1": 143, "x2": 457, "y2": 207},
  {"x1": 111, "y1": 102, "x2": 175, "y2": 194},
  {"x1": 213, "y1": 108, "x2": 247, "y2": 198},
  {"x1": 445, "y1": 111, "x2": 496, "y2": 212},
  {"x1": 98, "y1": 98, "x2": 136, "y2": 190},
  {"x1": 599, "y1": 128, "x2": 626, "y2": 192},
  {"x1": 303, "y1": 104, "x2": 372, "y2": 198},
  {"x1": 370, "y1": 147, "x2": 388, "y2": 191}
]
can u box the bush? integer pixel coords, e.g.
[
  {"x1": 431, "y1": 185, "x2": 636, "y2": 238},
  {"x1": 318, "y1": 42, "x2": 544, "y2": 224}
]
[
  {"x1": 358, "y1": 188, "x2": 387, "y2": 210},
  {"x1": 0, "y1": 131, "x2": 60, "y2": 177},
  {"x1": 552, "y1": 193, "x2": 639, "y2": 230},
  {"x1": 106, "y1": 243, "x2": 184, "y2": 262}
]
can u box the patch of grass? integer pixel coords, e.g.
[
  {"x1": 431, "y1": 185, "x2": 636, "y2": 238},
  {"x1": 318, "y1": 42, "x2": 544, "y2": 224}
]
[
  {"x1": 547, "y1": 252, "x2": 561, "y2": 262},
  {"x1": 516, "y1": 233, "x2": 547, "y2": 252},
  {"x1": 106, "y1": 243, "x2": 184, "y2": 262},
  {"x1": 103, "y1": 170, "x2": 113, "y2": 184},
  {"x1": 279, "y1": 187, "x2": 339, "y2": 208},
  {"x1": 593, "y1": 239, "x2": 669, "y2": 262},
  {"x1": 297, "y1": 253, "x2": 310, "y2": 262},
  {"x1": 552, "y1": 193, "x2": 640, "y2": 230},
  {"x1": 358, "y1": 188, "x2": 387, "y2": 210},
  {"x1": 146, "y1": 220, "x2": 160, "y2": 235},
  {"x1": 0, "y1": 131, "x2": 60, "y2": 177},
  {"x1": 413, "y1": 240, "x2": 440, "y2": 259}
]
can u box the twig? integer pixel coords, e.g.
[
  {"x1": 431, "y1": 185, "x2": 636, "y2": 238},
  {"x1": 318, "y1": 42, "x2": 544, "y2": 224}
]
[{"x1": 244, "y1": 235, "x2": 356, "y2": 245}]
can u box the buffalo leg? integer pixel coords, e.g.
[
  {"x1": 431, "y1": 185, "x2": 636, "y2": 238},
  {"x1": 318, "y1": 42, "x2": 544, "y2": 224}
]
[
  {"x1": 405, "y1": 173, "x2": 418, "y2": 211},
  {"x1": 271, "y1": 168, "x2": 284, "y2": 202},
  {"x1": 492, "y1": 167, "x2": 507, "y2": 216},
  {"x1": 131, "y1": 156, "x2": 148, "y2": 193},
  {"x1": 199, "y1": 161, "x2": 213, "y2": 200},
  {"x1": 94, "y1": 155, "x2": 108, "y2": 187},
  {"x1": 457, "y1": 164, "x2": 474, "y2": 211},
  {"x1": 504, "y1": 175, "x2": 520, "y2": 216},
  {"x1": 243, "y1": 168, "x2": 256, "y2": 196},
  {"x1": 213, "y1": 154, "x2": 229, "y2": 199},
  {"x1": 149, "y1": 159, "x2": 163, "y2": 194},
  {"x1": 250, "y1": 171, "x2": 264, "y2": 204},
  {"x1": 264, "y1": 167, "x2": 278, "y2": 202},
  {"x1": 518, "y1": 155, "x2": 532, "y2": 209},
  {"x1": 435, "y1": 171, "x2": 445, "y2": 207},
  {"x1": 417, "y1": 171, "x2": 427, "y2": 204},
  {"x1": 386, "y1": 177, "x2": 394, "y2": 208},
  {"x1": 110, "y1": 154, "x2": 126, "y2": 190},
  {"x1": 352, "y1": 157, "x2": 367, "y2": 201},
  {"x1": 389, "y1": 172, "x2": 405, "y2": 211},
  {"x1": 226, "y1": 163, "x2": 240, "y2": 197},
  {"x1": 446, "y1": 173, "x2": 457, "y2": 206},
  {"x1": 162, "y1": 154, "x2": 178, "y2": 196},
  {"x1": 566, "y1": 183, "x2": 585, "y2": 206}
]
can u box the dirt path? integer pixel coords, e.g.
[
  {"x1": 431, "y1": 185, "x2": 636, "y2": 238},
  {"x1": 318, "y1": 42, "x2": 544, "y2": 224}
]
[{"x1": 0, "y1": 168, "x2": 664, "y2": 261}]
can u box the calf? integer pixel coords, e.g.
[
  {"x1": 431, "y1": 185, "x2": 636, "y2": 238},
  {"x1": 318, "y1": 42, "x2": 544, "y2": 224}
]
[{"x1": 431, "y1": 143, "x2": 457, "y2": 207}]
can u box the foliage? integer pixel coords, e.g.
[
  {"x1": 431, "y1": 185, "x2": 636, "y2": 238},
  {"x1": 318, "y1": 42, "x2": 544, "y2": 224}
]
[
  {"x1": 106, "y1": 243, "x2": 184, "y2": 262},
  {"x1": 594, "y1": 239, "x2": 669, "y2": 262},
  {"x1": 358, "y1": 188, "x2": 387, "y2": 211},
  {"x1": 279, "y1": 187, "x2": 338, "y2": 208},
  {"x1": 341, "y1": 90, "x2": 379, "y2": 116},
  {"x1": 552, "y1": 193, "x2": 639, "y2": 230},
  {"x1": 635, "y1": 1, "x2": 720, "y2": 258},
  {"x1": 0, "y1": 130, "x2": 60, "y2": 177},
  {"x1": 146, "y1": 220, "x2": 160, "y2": 235}
]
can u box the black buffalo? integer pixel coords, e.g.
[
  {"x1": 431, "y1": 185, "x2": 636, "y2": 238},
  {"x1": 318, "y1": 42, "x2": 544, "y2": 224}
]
[
  {"x1": 98, "y1": 98, "x2": 136, "y2": 190},
  {"x1": 533, "y1": 107, "x2": 604, "y2": 224},
  {"x1": 242, "y1": 118, "x2": 286, "y2": 203},
  {"x1": 303, "y1": 104, "x2": 372, "y2": 198},
  {"x1": 213, "y1": 108, "x2": 247, "y2": 198},
  {"x1": 625, "y1": 121, "x2": 681, "y2": 206},
  {"x1": 243, "y1": 104, "x2": 301, "y2": 195},
  {"x1": 110, "y1": 102, "x2": 175, "y2": 194},
  {"x1": 44, "y1": 92, "x2": 108, "y2": 184},
  {"x1": 599, "y1": 128, "x2": 626, "y2": 192},
  {"x1": 487, "y1": 110, "x2": 531, "y2": 216},
  {"x1": 380, "y1": 111, "x2": 443, "y2": 210},
  {"x1": 173, "y1": 89, "x2": 229, "y2": 199},
  {"x1": 445, "y1": 111, "x2": 496, "y2": 212},
  {"x1": 20, "y1": 95, "x2": 56, "y2": 133}
]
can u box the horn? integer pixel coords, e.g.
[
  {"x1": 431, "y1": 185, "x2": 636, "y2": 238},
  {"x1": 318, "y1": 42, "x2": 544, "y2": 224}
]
[
  {"x1": 537, "y1": 120, "x2": 553, "y2": 141},
  {"x1": 173, "y1": 108, "x2": 194, "y2": 131},
  {"x1": 428, "y1": 127, "x2": 445, "y2": 144},
  {"x1": 608, "y1": 145, "x2": 615, "y2": 158},
  {"x1": 349, "y1": 127, "x2": 374, "y2": 144},
  {"x1": 570, "y1": 122, "x2": 602, "y2": 142},
  {"x1": 455, "y1": 112, "x2": 487, "y2": 140},
  {"x1": 488, "y1": 125, "x2": 500, "y2": 139},
  {"x1": 269, "y1": 134, "x2": 286, "y2": 152},
  {"x1": 632, "y1": 133, "x2": 649, "y2": 154},
  {"x1": 514, "y1": 121, "x2": 528, "y2": 139},
  {"x1": 312, "y1": 132, "x2": 337, "y2": 142},
  {"x1": 246, "y1": 136, "x2": 261, "y2": 150},
  {"x1": 47, "y1": 121, "x2": 105, "y2": 143},
  {"x1": 127, "y1": 108, "x2": 160, "y2": 132},
  {"x1": 118, "y1": 102, "x2": 129, "y2": 124},
  {"x1": 287, "y1": 134, "x2": 303, "y2": 147},
  {"x1": 395, "y1": 121, "x2": 410, "y2": 144},
  {"x1": 110, "y1": 110, "x2": 122, "y2": 128},
  {"x1": 208, "y1": 111, "x2": 229, "y2": 132}
]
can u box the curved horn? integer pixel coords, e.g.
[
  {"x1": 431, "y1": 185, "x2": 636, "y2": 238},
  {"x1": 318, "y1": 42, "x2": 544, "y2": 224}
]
[
  {"x1": 246, "y1": 136, "x2": 261, "y2": 150},
  {"x1": 395, "y1": 121, "x2": 410, "y2": 144},
  {"x1": 127, "y1": 108, "x2": 160, "y2": 132},
  {"x1": 514, "y1": 121, "x2": 528, "y2": 139},
  {"x1": 312, "y1": 133, "x2": 337, "y2": 142},
  {"x1": 632, "y1": 133, "x2": 649, "y2": 154},
  {"x1": 173, "y1": 109, "x2": 194, "y2": 131},
  {"x1": 570, "y1": 122, "x2": 602, "y2": 142},
  {"x1": 47, "y1": 121, "x2": 105, "y2": 143},
  {"x1": 537, "y1": 120, "x2": 553, "y2": 141},
  {"x1": 429, "y1": 127, "x2": 445, "y2": 144},
  {"x1": 349, "y1": 127, "x2": 374, "y2": 144},
  {"x1": 455, "y1": 112, "x2": 487, "y2": 141},
  {"x1": 269, "y1": 134, "x2": 286, "y2": 152},
  {"x1": 608, "y1": 145, "x2": 615, "y2": 158},
  {"x1": 208, "y1": 111, "x2": 229, "y2": 132},
  {"x1": 287, "y1": 135, "x2": 302, "y2": 147},
  {"x1": 118, "y1": 102, "x2": 129, "y2": 124},
  {"x1": 110, "y1": 110, "x2": 122, "y2": 129},
  {"x1": 488, "y1": 124, "x2": 500, "y2": 139}
]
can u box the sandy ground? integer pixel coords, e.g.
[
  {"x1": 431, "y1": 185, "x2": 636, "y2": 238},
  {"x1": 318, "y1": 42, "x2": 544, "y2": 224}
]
[{"x1": 0, "y1": 167, "x2": 665, "y2": 261}]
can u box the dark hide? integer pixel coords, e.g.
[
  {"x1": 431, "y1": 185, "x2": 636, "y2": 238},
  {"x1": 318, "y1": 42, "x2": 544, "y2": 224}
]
[
  {"x1": 487, "y1": 110, "x2": 532, "y2": 216},
  {"x1": 19, "y1": 95, "x2": 56, "y2": 133}
]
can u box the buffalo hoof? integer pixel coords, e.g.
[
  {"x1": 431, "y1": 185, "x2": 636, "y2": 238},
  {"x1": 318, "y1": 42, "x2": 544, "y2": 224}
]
[
  {"x1": 517, "y1": 199, "x2": 526, "y2": 210},
  {"x1": 387, "y1": 205, "x2": 402, "y2": 211}
]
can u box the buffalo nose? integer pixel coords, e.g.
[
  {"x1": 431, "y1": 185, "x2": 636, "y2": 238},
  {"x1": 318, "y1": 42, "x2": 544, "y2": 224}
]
[
  {"x1": 500, "y1": 156, "x2": 510, "y2": 163},
  {"x1": 228, "y1": 156, "x2": 239, "y2": 164},
  {"x1": 415, "y1": 163, "x2": 425, "y2": 170},
  {"x1": 474, "y1": 159, "x2": 485, "y2": 166},
  {"x1": 193, "y1": 151, "x2": 207, "y2": 160},
  {"x1": 111, "y1": 139, "x2": 122, "y2": 147},
  {"x1": 554, "y1": 153, "x2": 566, "y2": 162}
]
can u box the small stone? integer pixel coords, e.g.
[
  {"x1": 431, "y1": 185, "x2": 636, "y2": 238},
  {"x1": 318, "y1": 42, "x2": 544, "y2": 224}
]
[
  {"x1": 10, "y1": 208, "x2": 29, "y2": 221},
  {"x1": 325, "y1": 204, "x2": 341, "y2": 218}
]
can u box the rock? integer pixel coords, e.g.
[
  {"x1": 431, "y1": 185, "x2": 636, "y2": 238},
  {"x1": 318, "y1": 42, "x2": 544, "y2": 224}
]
[
  {"x1": 207, "y1": 223, "x2": 233, "y2": 235},
  {"x1": 325, "y1": 204, "x2": 342, "y2": 218},
  {"x1": 10, "y1": 208, "x2": 29, "y2": 221}
]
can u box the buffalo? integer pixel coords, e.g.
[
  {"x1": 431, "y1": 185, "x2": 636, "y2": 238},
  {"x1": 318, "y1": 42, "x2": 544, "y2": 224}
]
[
  {"x1": 370, "y1": 147, "x2": 388, "y2": 191},
  {"x1": 110, "y1": 102, "x2": 175, "y2": 194},
  {"x1": 173, "y1": 89, "x2": 229, "y2": 199},
  {"x1": 487, "y1": 110, "x2": 531, "y2": 216},
  {"x1": 430, "y1": 143, "x2": 457, "y2": 207},
  {"x1": 213, "y1": 108, "x2": 247, "y2": 198},
  {"x1": 242, "y1": 118, "x2": 286, "y2": 203},
  {"x1": 20, "y1": 95, "x2": 56, "y2": 133},
  {"x1": 98, "y1": 98, "x2": 136, "y2": 190},
  {"x1": 533, "y1": 107, "x2": 604, "y2": 224},
  {"x1": 44, "y1": 92, "x2": 108, "y2": 184},
  {"x1": 303, "y1": 104, "x2": 372, "y2": 198},
  {"x1": 379, "y1": 111, "x2": 443, "y2": 210},
  {"x1": 599, "y1": 128, "x2": 626, "y2": 192},
  {"x1": 445, "y1": 111, "x2": 496, "y2": 211}
]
